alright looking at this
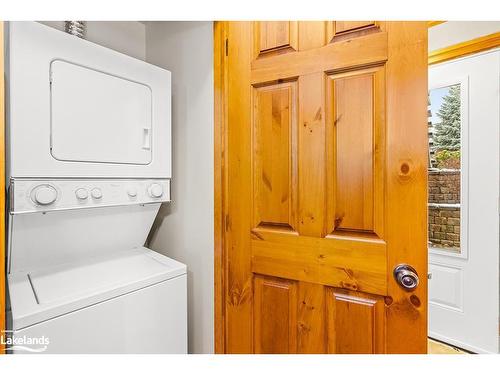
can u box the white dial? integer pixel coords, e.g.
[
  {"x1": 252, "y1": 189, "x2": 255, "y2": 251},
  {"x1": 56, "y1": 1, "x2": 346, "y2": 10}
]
[
  {"x1": 75, "y1": 188, "x2": 89, "y2": 200},
  {"x1": 127, "y1": 188, "x2": 138, "y2": 197},
  {"x1": 148, "y1": 183, "x2": 163, "y2": 198},
  {"x1": 32, "y1": 185, "x2": 58, "y2": 206},
  {"x1": 91, "y1": 188, "x2": 103, "y2": 199}
]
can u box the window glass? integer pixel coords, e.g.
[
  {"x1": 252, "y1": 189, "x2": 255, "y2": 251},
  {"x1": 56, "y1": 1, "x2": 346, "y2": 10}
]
[{"x1": 428, "y1": 84, "x2": 461, "y2": 253}]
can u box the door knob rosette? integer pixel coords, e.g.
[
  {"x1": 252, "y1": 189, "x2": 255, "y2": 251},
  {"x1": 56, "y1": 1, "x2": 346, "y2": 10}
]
[{"x1": 393, "y1": 264, "x2": 419, "y2": 291}]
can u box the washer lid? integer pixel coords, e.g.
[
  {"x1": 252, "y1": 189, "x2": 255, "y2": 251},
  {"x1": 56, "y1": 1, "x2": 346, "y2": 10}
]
[{"x1": 8, "y1": 247, "x2": 186, "y2": 330}]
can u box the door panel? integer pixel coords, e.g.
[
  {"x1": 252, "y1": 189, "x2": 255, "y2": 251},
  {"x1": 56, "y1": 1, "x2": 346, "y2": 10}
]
[
  {"x1": 326, "y1": 22, "x2": 379, "y2": 43},
  {"x1": 253, "y1": 82, "x2": 297, "y2": 230},
  {"x1": 256, "y1": 21, "x2": 298, "y2": 55},
  {"x1": 326, "y1": 66, "x2": 385, "y2": 236},
  {"x1": 334, "y1": 21, "x2": 376, "y2": 35},
  {"x1": 254, "y1": 276, "x2": 298, "y2": 353},
  {"x1": 331, "y1": 73, "x2": 375, "y2": 232},
  {"x1": 428, "y1": 263, "x2": 463, "y2": 311},
  {"x1": 220, "y1": 21, "x2": 428, "y2": 354},
  {"x1": 326, "y1": 289, "x2": 385, "y2": 353}
]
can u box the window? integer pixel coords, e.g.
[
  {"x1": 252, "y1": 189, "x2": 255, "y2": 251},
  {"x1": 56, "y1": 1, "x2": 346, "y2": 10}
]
[{"x1": 428, "y1": 83, "x2": 462, "y2": 253}]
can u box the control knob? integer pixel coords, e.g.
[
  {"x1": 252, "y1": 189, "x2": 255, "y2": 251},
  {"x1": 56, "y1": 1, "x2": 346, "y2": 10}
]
[
  {"x1": 32, "y1": 185, "x2": 58, "y2": 206},
  {"x1": 127, "y1": 187, "x2": 138, "y2": 198},
  {"x1": 148, "y1": 183, "x2": 163, "y2": 198},
  {"x1": 91, "y1": 188, "x2": 103, "y2": 199},
  {"x1": 75, "y1": 188, "x2": 89, "y2": 200}
]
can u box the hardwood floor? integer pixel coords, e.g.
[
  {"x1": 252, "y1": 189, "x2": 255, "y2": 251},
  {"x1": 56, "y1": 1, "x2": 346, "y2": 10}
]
[{"x1": 428, "y1": 339, "x2": 468, "y2": 354}]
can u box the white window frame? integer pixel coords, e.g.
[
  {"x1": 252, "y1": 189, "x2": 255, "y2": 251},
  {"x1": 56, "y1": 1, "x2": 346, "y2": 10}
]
[{"x1": 428, "y1": 76, "x2": 469, "y2": 260}]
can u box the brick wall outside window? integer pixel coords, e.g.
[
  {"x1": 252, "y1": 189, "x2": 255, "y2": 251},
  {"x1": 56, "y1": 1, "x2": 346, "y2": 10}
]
[{"x1": 428, "y1": 169, "x2": 460, "y2": 251}]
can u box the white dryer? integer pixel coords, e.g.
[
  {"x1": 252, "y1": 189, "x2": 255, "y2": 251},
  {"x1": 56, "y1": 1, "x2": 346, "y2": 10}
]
[
  {"x1": 4, "y1": 22, "x2": 186, "y2": 354},
  {"x1": 6, "y1": 21, "x2": 171, "y2": 178}
]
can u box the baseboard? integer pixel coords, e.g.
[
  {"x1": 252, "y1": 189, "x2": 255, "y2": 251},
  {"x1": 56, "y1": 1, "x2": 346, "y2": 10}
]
[{"x1": 429, "y1": 331, "x2": 498, "y2": 354}]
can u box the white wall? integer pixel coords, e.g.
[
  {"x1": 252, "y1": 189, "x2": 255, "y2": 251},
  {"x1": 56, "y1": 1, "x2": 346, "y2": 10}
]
[
  {"x1": 145, "y1": 21, "x2": 214, "y2": 354},
  {"x1": 429, "y1": 21, "x2": 500, "y2": 52},
  {"x1": 38, "y1": 21, "x2": 146, "y2": 60}
]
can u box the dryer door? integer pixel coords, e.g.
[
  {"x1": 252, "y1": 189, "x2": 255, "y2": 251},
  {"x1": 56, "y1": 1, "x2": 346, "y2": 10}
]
[{"x1": 50, "y1": 60, "x2": 152, "y2": 165}]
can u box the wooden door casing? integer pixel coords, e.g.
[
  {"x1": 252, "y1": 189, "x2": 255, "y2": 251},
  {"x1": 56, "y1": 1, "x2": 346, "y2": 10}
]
[
  {"x1": 215, "y1": 21, "x2": 428, "y2": 354},
  {"x1": 0, "y1": 21, "x2": 5, "y2": 355}
]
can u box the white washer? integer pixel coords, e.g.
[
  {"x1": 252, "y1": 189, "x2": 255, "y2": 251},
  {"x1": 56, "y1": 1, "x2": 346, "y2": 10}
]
[
  {"x1": 5, "y1": 22, "x2": 186, "y2": 354},
  {"x1": 9, "y1": 248, "x2": 187, "y2": 354}
]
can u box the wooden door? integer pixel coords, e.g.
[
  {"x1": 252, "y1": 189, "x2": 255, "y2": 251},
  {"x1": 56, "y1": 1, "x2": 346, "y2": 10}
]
[{"x1": 214, "y1": 21, "x2": 428, "y2": 354}]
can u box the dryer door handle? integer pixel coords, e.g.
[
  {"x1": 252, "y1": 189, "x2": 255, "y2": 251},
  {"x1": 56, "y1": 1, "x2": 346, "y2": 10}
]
[{"x1": 142, "y1": 127, "x2": 151, "y2": 150}]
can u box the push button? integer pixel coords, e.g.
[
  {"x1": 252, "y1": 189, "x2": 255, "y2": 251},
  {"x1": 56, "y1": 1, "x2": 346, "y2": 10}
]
[
  {"x1": 75, "y1": 188, "x2": 89, "y2": 200},
  {"x1": 91, "y1": 188, "x2": 103, "y2": 199}
]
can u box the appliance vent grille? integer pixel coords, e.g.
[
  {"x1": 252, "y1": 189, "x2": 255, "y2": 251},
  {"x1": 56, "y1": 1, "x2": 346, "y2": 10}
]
[{"x1": 64, "y1": 21, "x2": 86, "y2": 39}]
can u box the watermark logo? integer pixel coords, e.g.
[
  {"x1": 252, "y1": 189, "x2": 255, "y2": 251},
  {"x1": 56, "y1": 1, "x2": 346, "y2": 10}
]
[{"x1": 1, "y1": 330, "x2": 50, "y2": 353}]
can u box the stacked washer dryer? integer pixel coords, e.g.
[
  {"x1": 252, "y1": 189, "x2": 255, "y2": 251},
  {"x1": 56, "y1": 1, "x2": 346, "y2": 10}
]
[{"x1": 4, "y1": 22, "x2": 187, "y2": 353}]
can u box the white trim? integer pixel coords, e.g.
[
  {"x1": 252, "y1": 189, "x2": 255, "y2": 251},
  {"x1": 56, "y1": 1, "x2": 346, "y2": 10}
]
[
  {"x1": 428, "y1": 76, "x2": 470, "y2": 260},
  {"x1": 429, "y1": 331, "x2": 495, "y2": 354},
  {"x1": 428, "y1": 203, "x2": 460, "y2": 208}
]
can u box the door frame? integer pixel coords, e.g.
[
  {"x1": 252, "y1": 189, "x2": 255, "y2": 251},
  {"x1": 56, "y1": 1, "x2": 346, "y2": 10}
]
[
  {"x1": 214, "y1": 21, "x2": 429, "y2": 354},
  {"x1": 1, "y1": 21, "x2": 6, "y2": 355},
  {"x1": 213, "y1": 20, "x2": 227, "y2": 354}
]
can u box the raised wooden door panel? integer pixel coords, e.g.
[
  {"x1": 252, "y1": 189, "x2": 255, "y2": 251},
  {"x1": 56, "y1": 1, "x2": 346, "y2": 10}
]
[
  {"x1": 255, "y1": 21, "x2": 329, "y2": 56},
  {"x1": 220, "y1": 21, "x2": 428, "y2": 354},
  {"x1": 253, "y1": 81, "x2": 298, "y2": 231},
  {"x1": 326, "y1": 289, "x2": 385, "y2": 354},
  {"x1": 255, "y1": 21, "x2": 298, "y2": 56},
  {"x1": 325, "y1": 66, "x2": 385, "y2": 238},
  {"x1": 254, "y1": 275, "x2": 298, "y2": 353},
  {"x1": 331, "y1": 72, "x2": 375, "y2": 232},
  {"x1": 325, "y1": 22, "x2": 380, "y2": 44},
  {"x1": 334, "y1": 21, "x2": 376, "y2": 35}
]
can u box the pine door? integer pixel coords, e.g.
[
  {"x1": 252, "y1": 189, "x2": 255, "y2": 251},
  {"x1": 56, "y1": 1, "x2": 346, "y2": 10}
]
[{"x1": 215, "y1": 21, "x2": 428, "y2": 354}]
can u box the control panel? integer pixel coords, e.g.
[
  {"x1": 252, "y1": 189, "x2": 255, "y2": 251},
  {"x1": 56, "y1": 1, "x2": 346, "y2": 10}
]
[{"x1": 10, "y1": 179, "x2": 171, "y2": 214}]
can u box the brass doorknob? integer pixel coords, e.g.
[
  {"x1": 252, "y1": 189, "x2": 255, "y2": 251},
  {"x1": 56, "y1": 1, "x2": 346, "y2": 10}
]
[{"x1": 393, "y1": 264, "x2": 419, "y2": 291}]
